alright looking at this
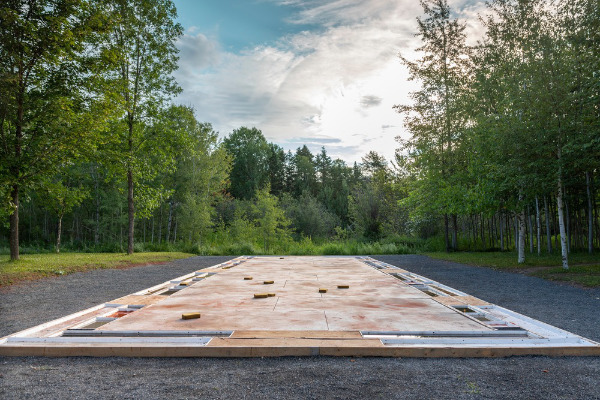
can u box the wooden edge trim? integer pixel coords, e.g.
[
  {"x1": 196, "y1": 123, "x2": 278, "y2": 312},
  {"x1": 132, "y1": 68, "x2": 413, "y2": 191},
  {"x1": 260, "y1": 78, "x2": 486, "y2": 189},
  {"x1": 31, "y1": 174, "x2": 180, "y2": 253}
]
[{"x1": 1, "y1": 344, "x2": 599, "y2": 358}]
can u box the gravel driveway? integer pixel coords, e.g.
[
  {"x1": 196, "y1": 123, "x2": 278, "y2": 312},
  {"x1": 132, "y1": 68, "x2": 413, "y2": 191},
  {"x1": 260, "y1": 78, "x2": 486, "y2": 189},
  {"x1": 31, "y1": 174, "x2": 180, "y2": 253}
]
[{"x1": 1, "y1": 255, "x2": 599, "y2": 400}]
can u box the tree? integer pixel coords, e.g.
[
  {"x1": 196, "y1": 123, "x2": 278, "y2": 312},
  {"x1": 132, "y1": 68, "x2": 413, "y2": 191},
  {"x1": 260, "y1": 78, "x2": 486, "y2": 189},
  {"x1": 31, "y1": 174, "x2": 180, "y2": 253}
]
[
  {"x1": 475, "y1": 0, "x2": 582, "y2": 267},
  {"x1": 361, "y1": 151, "x2": 388, "y2": 177},
  {"x1": 223, "y1": 127, "x2": 270, "y2": 200},
  {"x1": 98, "y1": 0, "x2": 182, "y2": 254},
  {"x1": 40, "y1": 174, "x2": 89, "y2": 253},
  {"x1": 267, "y1": 143, "x2": 286, "y2": 196},
  {"x1": 291, "y1": 145, "x2": 317, "y2": 197},
  {"x1": 0, "y1": 0, "x2": 108, "y2": 260},
  {"x1": 281, "y1": 192, "x2": 340, "y2": 239},
  {"x1": 252, "y1": 186, "x2": 291, "y2": 252},
  {"x1": 175, "y1": 119, "x2": 231, "y2": 243},
  {"x1": 394, "y1": 0, "x2": 472, "y2": 252},
  {"x1": 349, "y1": 182, "x2": 385, "y2": 240}
]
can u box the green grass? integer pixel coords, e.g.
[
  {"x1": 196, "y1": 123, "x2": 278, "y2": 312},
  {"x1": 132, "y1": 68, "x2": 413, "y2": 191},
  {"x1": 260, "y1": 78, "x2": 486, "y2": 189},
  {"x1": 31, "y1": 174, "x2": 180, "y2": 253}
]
[
  {"x1": 425, "y1": 251, "x2": 600, "y2": 287},
  {"x1": 0, "y1": 252, "x2": 193, "y2": 287},
  {"x1": 189, "y1": 240, "x2": 417, "y2": 256},
  {"x1": 425, "y1": 251, "x2": 600, "y2": 269},
  {"x1": 530, "y1": 264, "x2": 600, "y2": 287}
]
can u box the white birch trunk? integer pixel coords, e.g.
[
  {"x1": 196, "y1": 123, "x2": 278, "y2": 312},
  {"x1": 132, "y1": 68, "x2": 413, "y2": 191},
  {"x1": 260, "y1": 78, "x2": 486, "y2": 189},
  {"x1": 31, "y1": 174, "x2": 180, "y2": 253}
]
[
  {"x1": 586, "y1": 172, "x2": 593, "y2": 254},
  {"x1": 527, "y1": 208, "x2": 533, "y2": 253},
  {"x1": 557, "y1": 176, "x2": 569, "y2": 269},
  {"x1": 518, "y1": 209, "x2": 526, "y2": 264},
  {"x1": 166, "y1": 199, "x2": 173, "y2": 243},
  {"x1": 544, "y1": 196, "x2": 552, "y2": 253},
  {"x1": 535, "y1": 197, "x2": 541, "y2": 256},
  {"x1": 500, "y1": 214, "x2": 504, "y2": 251}
]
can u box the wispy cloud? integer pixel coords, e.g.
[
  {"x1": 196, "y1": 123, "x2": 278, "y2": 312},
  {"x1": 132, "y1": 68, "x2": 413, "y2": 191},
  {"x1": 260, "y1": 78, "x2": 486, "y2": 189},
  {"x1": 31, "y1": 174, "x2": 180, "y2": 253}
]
[{"x1": 175, "y1": 0, "x2": 488, "y2": 163}]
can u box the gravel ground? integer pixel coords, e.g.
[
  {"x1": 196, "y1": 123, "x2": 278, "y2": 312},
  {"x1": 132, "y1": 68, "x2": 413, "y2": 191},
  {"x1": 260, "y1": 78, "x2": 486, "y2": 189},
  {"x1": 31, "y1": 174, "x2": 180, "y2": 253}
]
[{"x1": 1, "y1": 254, "x2": 599, "y2": 400}]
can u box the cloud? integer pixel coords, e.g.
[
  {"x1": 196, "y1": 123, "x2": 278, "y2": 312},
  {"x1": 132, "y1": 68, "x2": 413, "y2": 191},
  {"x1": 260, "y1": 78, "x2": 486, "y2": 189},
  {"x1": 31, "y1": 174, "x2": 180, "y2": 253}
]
[
  {"x1": 176, "y1": 31, "x2": 220, "y2": 72},
  {"x1": 175, "y1": 0, "x2": 488, "y2": 163},
  {"x1": 360, "y1": 95, "x2": 383, "y2": 108}
]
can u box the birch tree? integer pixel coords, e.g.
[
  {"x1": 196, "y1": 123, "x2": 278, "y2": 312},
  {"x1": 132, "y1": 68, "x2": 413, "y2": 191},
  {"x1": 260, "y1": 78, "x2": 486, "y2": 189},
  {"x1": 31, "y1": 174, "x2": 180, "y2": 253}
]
[{"x1": 395, "y1": 0, "x2": 472, "y2": 252}]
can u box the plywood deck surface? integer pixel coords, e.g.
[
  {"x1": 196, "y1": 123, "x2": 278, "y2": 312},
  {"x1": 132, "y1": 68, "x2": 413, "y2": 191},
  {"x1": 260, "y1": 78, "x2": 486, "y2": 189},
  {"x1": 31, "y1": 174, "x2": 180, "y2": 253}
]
[
  {"x1": 2, "y1": 256, "x2": 599, "y2": 358},
  {"x1": 99, "y1": 257, "x2": 487, "y2": 333}
]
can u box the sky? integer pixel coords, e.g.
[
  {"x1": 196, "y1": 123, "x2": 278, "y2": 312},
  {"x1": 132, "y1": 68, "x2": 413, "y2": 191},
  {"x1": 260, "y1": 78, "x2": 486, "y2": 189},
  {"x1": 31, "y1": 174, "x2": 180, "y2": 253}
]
[{"x1": 172, "y1": 0, "x2": 485, "y2": 164}]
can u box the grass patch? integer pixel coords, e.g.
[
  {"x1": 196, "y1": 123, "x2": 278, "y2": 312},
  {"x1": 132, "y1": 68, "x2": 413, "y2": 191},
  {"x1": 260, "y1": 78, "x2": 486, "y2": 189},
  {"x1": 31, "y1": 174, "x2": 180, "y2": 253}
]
[
  {"x1": 0, "y1": 252, "x2": 193, "y2": 287},
  {"x1": 530, "y1": 265, "x2": 600, "y2": 287},
  {"x1": 425, "y1": 251, "x2": 600, "y2": 269},
  {"x1": 425, "y1": 251, "x2": 600, "y2": 287}
]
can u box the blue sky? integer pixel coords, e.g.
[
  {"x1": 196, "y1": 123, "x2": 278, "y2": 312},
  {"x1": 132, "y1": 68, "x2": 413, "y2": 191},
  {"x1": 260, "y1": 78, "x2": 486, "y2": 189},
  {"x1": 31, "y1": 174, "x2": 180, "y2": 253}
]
[
  {"x1": 174, "y1": 0, "x2": 317, "y2": 52},
  {"x1": 172, "y1": 0, "x2": 485, "y2": 163}
]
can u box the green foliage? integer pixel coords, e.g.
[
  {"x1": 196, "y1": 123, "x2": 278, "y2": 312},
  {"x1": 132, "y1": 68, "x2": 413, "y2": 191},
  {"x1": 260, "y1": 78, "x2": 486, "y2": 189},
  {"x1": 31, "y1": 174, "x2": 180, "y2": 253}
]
[
  {"x1": 173, "y1": 119, "x2": 231, "y2": 243},
  {"x1": 0, "y1": 0, "x2": 115, "y2": 259},
  {"x1": 3, "y1": 0, "x2": 599, "y2": 268},
  {"x1": 96, "y1": 0, "x2": 183, "y2": 254},
  {"x1": 281, "y1": 192, "x2": 340, "y2": 239},
  {"x1": 252, "y1": 186, "x2": 292, "y2": 252},
  {"x1": 223, "y1": 127, "x2": 270, "y2": 200},
  {"x1": 40, "y1": 179, "x2": 89, "y2": 219}
]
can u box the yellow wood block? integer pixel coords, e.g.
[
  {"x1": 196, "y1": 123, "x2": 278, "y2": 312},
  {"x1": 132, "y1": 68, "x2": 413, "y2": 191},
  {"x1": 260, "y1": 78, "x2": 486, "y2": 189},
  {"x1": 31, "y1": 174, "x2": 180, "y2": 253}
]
[
  {"x1": 244, "y1": 277, "x2": 253, "y2": 280},
  {"x1": 319, "y1": 288, "x2": 328, "y2": 293},
  {"x1": 337, "y1": 285, "x2": 350, "y2": 289},
  {"x1": 263, "y1": 280, "x2": 274, "y2": 284},
  {"x1": 254, "y1": 293, "x2": 269, "y2": 299},
  {"x1": 181, "y1": 312, "x2": 201, "y2": 320}
]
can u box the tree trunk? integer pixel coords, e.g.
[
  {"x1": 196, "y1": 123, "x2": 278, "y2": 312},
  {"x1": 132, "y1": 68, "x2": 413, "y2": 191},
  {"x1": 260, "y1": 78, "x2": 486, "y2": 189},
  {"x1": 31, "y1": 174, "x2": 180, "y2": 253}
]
[
  {"x1": 586, "y1": 171, "x2": 593, "y2": 254},
  {"x1": 544, "y1": 196, "x2": 552, "y2": 253},
  {"x1": 452, "y1": 214, "x2": 458, "y2": 250},
  {"x1": 10, "y1": 80, "x2": 24, "y2": 261},
  {"x1": 28, "y1": 199, "x2": 33, "y2": 243},
  {"x1": 553, "y1": 199, "x2": 559, "y2": 249},
  {"x1": 158, "y1": 206, "x2": 162, "y2": 244},
  {"x1": 535, "y1": 197, "x2": 541, "y2": 256},
  {"x1": 507, "y1": 215, "x2": 511, "y2": 250},
  {"x1": 119, "y1": 205, "x2": 123, "y2": 246},
  {"x1": 127, "y1": 168, "x2": 135, "y2": 254},
  {"x1": 481, "y1": 213, "x2": 486, "y2": 251},
  {"x1": 514, "y1": 215, "x2": 518, "y2": 251},
  {"x1": 166, "y1": 199, "x2": 174, "y2": 242},
  {"x1": 174, "y1": 219, "x2": 178, "y2": 242},
  {"x1": 127, "y1": 110, "x2": 135, "y2": 255},
  {"x1": 565, "y1": 197, "x2": 571, "y2": 253},
  {"x1": 9, "y1": 184, "x2": 20, "y2": 261},
  {"x1": 500, "y1": 213, "x2": 504, "y2": 251},
  {"x1": 557, "y1": 177, "x2": 569, "y2": 269},
  {"x1": 94, "y1": 167, "x2": 100, "y2": 245},
  {"x1": 56, "y1": 215, "x2": 63, "y2": 253},
  {"x1": 71, "y1": 217, "x2": 75, "y2": 246},
  {"x1": 527, "y1": 207, "x2": 533, "y2": 254},
  {"x1": 444, "y1": 214, "x2": 450, "y2": 252},
  {"x1": 518, "y1": 210, "x2": 526, "y2": 264}
]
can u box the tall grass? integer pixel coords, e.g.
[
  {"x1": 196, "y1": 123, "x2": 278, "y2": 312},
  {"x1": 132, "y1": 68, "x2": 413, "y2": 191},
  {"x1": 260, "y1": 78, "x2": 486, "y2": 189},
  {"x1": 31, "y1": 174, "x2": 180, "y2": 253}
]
[{"x1": 1, "y1": 234, "x2": 426, "y2": 256}]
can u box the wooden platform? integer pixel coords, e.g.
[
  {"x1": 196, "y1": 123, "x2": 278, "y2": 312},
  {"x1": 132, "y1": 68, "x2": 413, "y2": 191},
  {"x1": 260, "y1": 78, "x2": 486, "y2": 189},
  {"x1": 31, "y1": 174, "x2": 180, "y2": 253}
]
[{"x1": 1, "y1": 256, "x2": 599, "y2": 357}]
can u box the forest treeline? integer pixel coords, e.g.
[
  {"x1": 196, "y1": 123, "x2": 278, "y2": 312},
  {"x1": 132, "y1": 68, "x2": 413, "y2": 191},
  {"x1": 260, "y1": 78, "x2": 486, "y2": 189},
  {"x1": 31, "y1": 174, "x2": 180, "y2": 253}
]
[{"x1": 1, "y1": 0, "x2": 599, "y2": 267}]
